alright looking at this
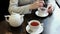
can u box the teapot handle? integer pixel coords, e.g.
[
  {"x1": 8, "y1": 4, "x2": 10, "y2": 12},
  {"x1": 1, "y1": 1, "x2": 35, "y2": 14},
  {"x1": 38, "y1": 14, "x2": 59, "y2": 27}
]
[{"x1": 4, "y1": 15, "x2": 10, "y2": 22}]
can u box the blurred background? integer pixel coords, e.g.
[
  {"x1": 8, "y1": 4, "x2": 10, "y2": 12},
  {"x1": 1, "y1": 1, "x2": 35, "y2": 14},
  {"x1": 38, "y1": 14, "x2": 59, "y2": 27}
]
[{"x1": 0, "y1": 0, "x2": 10, "y2": 21}]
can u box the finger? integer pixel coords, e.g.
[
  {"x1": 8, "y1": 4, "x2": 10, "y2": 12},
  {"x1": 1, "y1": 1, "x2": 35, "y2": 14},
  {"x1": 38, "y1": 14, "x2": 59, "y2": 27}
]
[
  {"x1": 36, "y1": 0, "x2": 43, "y2": 1},
  {"x1": 48, "y1": 5, "x2": 52, "y2": 9},
  {"x1": 48, "y1": 9, "x2": 52, "y2": 13},
  {"x1": 36, "y1": 0, "x2": 44, "y2": 3},
  {"x1": 39, "y1": 1, "x2": 44, "y2": 4},
  {"x1": 39, "y1": 3, "x2": 44, "y2": 7},
  {"x1": 48, "y1": 7, "x2": 52, "y2": 11},
  {"x1": 48, "y1": 6, "x2": 51, "y2": 9}
]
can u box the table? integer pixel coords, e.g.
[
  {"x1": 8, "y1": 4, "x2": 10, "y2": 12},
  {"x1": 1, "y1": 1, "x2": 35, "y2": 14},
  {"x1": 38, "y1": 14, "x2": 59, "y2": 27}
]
[
  {"x1": 0, "y1": 7, "x2": 60, "y2": 34},
  {"x1": 0, "y1": 2, "x2": 60, "y2": 34},
  {"x1": 42, "y1": 6, "x2": 60, "y2": 34}
]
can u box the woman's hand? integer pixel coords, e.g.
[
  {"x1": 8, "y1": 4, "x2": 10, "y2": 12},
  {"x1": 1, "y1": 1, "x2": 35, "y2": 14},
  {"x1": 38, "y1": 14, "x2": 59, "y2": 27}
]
[
  {"x1": 47, "y1": 4, "x2": 53, "y2": 13},
  {"x1": 29, "y1": 0, "x2": 44, "y2": 10}
]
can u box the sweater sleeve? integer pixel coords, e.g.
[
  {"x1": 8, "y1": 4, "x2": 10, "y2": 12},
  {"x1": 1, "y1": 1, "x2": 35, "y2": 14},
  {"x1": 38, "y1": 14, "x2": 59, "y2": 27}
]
[{"x1": 9, "y1": 0, "x2": 31, "y2": 14}]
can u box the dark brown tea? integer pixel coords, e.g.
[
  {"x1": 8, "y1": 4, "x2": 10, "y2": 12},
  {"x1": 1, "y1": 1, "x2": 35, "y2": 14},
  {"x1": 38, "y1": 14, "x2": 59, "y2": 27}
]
[{"x1": 31, "y1": 22, "x2": 39, "y2": 26}]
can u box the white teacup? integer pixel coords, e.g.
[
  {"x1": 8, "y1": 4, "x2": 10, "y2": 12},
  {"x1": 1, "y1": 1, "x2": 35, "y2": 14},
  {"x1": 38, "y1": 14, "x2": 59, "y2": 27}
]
[
  {"x1": 28, "y1": 20, "x2": 41, "y2": 32},
  {"x1": 38, "y1": 7, "x2": 48, "y2": 15}
]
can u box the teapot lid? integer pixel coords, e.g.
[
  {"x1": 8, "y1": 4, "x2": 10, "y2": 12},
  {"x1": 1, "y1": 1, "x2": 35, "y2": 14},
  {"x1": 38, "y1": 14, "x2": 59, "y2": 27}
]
[{"x1": 11, "y1": 12, "x2": 24, "y2": 17}]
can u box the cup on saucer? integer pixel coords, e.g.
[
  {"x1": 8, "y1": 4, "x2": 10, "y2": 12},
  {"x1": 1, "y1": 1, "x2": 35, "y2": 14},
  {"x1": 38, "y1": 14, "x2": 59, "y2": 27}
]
[
  {"x1": 28, "y1": 20, "x2": 41, "y2": 32},
  {"x1": 38, "y1": 7, "x2": 48, "y2": 16},
  {"x1": 26, "y1": 20, "x2": 43, "y2": 34},
  {"x1": 35, "y1": 7, "x2": 48, "y2": 17}
]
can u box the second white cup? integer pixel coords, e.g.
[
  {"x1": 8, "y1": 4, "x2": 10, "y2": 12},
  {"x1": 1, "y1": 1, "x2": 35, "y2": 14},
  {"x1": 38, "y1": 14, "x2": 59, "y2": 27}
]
[{"x1": 38, "y1": 7, "x2": 48, "y2": 15}]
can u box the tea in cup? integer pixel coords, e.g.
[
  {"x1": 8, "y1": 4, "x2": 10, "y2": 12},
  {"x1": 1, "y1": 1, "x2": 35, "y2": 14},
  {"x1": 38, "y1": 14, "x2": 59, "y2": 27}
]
[{"x1": 28, "y1": 20, "x2": 41, "y2": 32}]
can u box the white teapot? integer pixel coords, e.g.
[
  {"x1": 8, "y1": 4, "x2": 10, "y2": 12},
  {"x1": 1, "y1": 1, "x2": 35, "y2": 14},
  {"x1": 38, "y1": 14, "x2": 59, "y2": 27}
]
[{"x1": 5, "y1": 13, "x2": 24, "y2": 27}]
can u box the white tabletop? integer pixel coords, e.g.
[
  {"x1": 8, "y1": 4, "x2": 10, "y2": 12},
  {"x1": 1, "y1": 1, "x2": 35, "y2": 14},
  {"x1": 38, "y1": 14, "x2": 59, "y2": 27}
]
[
  {"x1": 42, "y1": 0, "x2": 60, "y2": 34},
  {"x1": 43, "y1": 7, "x2": 60, "y2": 34},
  {"x1": 49, "y1": 8, "x2": 60, "y2": 34}
]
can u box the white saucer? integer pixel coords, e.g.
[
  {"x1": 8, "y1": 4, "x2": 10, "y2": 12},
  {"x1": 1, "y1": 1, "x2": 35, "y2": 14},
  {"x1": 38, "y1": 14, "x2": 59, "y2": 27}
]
[
  {"x1": 26, "y1": 25, "x2": 43, "y2": 34},
  {"x1": 35, "y1": 11, "x2": 49, "y2": 17}
]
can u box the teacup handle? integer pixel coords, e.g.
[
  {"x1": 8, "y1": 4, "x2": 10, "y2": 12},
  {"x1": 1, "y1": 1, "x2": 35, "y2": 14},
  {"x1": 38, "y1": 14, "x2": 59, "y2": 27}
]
[{"x1": 4, "y1": 15, "x2": 10, "y2": 22}]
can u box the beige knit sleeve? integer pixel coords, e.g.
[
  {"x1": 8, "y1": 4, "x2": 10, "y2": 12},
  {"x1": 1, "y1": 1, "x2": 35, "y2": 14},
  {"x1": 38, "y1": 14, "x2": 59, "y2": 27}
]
[{"x1": 9, "y1": 0, "x2": 31, "y2": 14}]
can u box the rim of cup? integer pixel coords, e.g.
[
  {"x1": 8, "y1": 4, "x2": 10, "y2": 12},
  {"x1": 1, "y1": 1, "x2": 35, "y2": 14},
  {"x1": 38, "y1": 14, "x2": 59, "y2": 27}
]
[
  {"x1": 28, "y1": 20, "x2": 40, "y2": 27},
  {"x1": 38, "y1": 7, "x2": 47, "y2": 11}
]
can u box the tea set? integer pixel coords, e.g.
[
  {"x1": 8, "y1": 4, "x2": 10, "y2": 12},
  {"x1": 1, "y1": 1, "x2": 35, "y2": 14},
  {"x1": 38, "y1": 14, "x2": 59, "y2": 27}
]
[
  {"x1": 4, "y1": 4, "x2": 51, "y2": 34},
  {"x1": 5, "y1": 12, "x2": 44, "y2": 34}
]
